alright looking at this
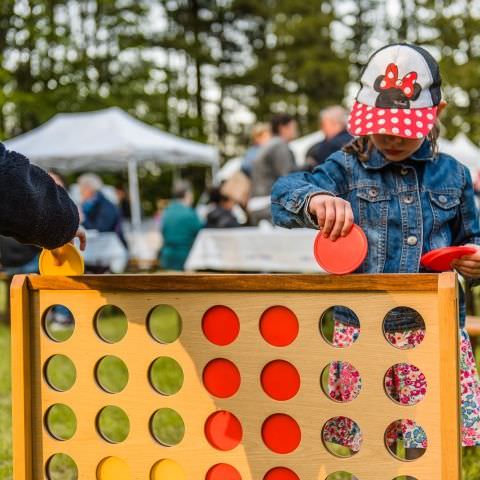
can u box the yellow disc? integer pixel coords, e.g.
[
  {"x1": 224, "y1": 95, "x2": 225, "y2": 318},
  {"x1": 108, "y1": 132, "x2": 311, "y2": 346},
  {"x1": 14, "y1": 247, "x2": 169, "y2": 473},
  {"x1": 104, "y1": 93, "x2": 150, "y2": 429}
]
[
  {"x1": 39, "y1": 243, "x2": 84, "y2": 276},
  {"x1": 97, "y1": 456, "x2": 131, "y2": 480},
  {"x1": 150, "y1": 459, "x2": 185, "y2": 480}
]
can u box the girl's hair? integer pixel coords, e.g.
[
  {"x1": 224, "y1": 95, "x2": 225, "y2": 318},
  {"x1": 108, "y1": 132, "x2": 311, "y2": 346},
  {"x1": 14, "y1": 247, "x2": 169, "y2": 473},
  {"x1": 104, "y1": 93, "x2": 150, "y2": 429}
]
[{"x1": 342, "y1": 125, "x2": 440, "y2": 161}]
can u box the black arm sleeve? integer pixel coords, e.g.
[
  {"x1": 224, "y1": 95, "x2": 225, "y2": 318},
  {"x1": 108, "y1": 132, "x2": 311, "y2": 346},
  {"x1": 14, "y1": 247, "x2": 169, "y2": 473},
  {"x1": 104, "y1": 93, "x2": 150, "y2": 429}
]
[{"x1": 0, "y1": 146, "x2": 79, "y2": 249}]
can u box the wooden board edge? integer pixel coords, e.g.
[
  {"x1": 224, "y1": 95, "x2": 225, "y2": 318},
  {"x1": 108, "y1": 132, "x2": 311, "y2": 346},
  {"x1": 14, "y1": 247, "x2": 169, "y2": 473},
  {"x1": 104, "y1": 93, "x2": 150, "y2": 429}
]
[
  {"x1": 10, "y1": 275, "x2": 33, "y2": 480},
  {"x1": 26, "y1": 273, "x2": 440, "y2": 292},
  {"x1": 438, "y1": 272, "x2": 462, "y2": 479}
]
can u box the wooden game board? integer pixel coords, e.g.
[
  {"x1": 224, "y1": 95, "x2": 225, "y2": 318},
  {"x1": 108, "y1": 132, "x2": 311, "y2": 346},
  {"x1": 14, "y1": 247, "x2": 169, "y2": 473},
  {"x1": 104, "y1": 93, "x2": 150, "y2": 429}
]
[{"x1": 11, "y1": 273, "x2": 461, "y2": 480}]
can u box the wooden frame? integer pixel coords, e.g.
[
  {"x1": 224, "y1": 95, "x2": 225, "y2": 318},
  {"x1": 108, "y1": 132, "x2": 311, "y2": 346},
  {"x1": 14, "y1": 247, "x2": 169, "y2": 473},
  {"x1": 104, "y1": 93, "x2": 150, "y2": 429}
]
[{"x1": 11, "y1": 273, "x2": 461, "y2": 480}]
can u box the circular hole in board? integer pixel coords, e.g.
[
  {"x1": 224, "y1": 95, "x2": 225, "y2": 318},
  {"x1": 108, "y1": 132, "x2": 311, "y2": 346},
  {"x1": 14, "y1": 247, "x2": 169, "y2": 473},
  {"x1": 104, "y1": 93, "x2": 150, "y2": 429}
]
[
  {"x1": 383, "y1": 307, "x2": 425, "y2": 350},
  {"x1": 44, "y1": 355, "x2": 76, "y2": 392},
  {"x1": 385, "y1": 419, "x2": 427, "y2": 461},
  {"x1": 205, "y1": 410, "x2": 243, "y2": 451},
  {"x1": 43, "y1": 305, "x2": 75, "y2": 342},
  {"x1": 261, "y1": 360, "x2": 300, "y2": 401},
  {"x1": 95, "y1": 305, "x2": 128, "y2": 343},
  {"x1": 45, "y1": 404, "x2": 77, "y2": 441},
  {"x1": 46, "y1": 453, "x2": 78, "y2": 480},
  {"x1": 259, "y1": 306, "x2": 299, "y2": 347},
  {"x1": 96, "y1": 456, "x2": 131, "y2": 480},
  {"x1": 148, "y1": 305, "x2": 182, "y2": 344},
  {"x1": 202, "y1": 305, "x2": 240, "y2": 346},
  {"x1": 262, "y1": 414, "x2": 301, "y2": 454},
  {"x1": 206, "y1": 463, "x2": 242, "y2": 480},
  {"x1": 149, "y1": 357, "x2": 184, "y2": 395},
  {"x1": 203, "y1": 358, "x2": 241, "y2": 398},
  {"x1": 264, "y1": 467, "x2": 300, "y2": 480},
  {"x1": 320, "y1": 361, "x2": 362, "y2": 403},
  {"x1": 97, "y1": 406, "x2": 130, "y2": 443},
  {"x1": 319, "y1": 306, "x2": 360, "y2": 348},
  {"x1": 95, "y1": 356, "x2": 129, "y2": 394},
  {"x1": 392, "y1": 477, "x2": 418, "y2": 480},
  {"x1": 384, "y1": 363, "x2": 427, "y2": 406},
  {"x1": 322, "y1": 416, "x2": 362, "y2": 458},
  {"x1": 150, "y1": 408, "x2": 185, "y2": 446},
  {"x1": 150, "y1": 459, "x2": 186, "y2": 480}
]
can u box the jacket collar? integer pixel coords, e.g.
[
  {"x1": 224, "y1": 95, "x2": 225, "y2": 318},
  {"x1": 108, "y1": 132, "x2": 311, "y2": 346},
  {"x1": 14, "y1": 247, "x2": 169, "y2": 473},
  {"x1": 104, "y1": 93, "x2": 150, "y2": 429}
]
[{"x1": 362, "y1": 140, "x2": 434, "y2": 170}]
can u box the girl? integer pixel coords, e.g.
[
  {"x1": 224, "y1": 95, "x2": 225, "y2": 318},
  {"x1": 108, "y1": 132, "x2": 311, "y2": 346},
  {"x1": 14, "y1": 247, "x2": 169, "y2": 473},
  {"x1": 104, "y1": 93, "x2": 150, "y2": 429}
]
[{"x1": 272, "y1": 43, "x2": 480, "y2": 459}]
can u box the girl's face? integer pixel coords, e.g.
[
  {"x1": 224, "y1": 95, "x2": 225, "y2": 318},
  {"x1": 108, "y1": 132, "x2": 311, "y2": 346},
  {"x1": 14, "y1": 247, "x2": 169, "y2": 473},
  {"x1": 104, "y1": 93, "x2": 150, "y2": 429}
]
[{"x1": 371, "y1": 134, "x2": 424, "y2": 162}]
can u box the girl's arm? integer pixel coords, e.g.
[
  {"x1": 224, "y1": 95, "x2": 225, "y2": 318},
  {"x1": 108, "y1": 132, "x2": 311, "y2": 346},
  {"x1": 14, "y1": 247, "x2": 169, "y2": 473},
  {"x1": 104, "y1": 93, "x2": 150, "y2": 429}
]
[
  {"x1": 0, "y1": 147, "x2": 80, "y2": 249},
  {"x1": 451, "y1": 167, "x2": 480, "y2": 277},
  {"x1": 452, "y1": 167, "x2": 480, "y2": 246},
  {"x1": 271, "y1": 151, "x2": 350, "y2": 229}
]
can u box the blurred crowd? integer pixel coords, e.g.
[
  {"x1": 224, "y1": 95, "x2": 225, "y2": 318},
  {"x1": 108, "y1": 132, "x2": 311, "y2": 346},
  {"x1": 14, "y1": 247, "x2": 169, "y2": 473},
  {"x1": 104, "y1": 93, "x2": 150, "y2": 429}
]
[
  {"x1": 0, "y1": 104, "x2": 353, "y2": 274},
  {"x1": 159, "y1": 105, "x2": 352, "y2": 271}
]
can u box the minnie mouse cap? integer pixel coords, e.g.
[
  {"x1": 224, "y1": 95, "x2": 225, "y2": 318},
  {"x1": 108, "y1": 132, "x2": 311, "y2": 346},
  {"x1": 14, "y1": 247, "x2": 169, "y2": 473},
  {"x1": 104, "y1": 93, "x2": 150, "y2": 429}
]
[{"x1": 347, "y1": 43, "x2": 442, "y2": 139}]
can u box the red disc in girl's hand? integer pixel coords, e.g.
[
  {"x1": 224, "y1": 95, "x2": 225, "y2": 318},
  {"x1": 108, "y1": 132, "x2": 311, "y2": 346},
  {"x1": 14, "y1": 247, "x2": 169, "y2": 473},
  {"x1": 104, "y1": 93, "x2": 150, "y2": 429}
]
[
  {"x1": 421, "y1": 246, "x2": 477, "y2": 272},
  {"x1": 313, "y1": 224, "x2": 368, "y2": 275}
]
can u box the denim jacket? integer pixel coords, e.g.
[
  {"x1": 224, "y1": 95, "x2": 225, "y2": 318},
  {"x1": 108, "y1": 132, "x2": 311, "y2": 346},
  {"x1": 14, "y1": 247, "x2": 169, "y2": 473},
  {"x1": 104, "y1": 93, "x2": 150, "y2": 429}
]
[{"x1": 271, "y1": 140, "x2": 480, "y2": 330}]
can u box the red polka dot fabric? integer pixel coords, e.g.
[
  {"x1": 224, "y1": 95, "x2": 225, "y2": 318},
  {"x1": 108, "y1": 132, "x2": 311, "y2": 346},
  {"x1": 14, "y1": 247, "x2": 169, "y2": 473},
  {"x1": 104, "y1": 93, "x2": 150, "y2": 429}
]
[{"x1": 347, "y1": 101, "x2": 438, "y2": 139}]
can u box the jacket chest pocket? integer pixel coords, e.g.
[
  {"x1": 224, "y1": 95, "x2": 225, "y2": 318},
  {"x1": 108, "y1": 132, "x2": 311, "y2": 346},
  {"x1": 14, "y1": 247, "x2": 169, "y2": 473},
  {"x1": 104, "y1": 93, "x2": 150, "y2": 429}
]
[
  {"x1": 428, "y1": 191, "x2": 461, "y2": 246},
  {"x1": 354, "y1": 187, "x2": 390, "y2": 272},
  {"x1": 356, "y1": 187, "x2": 391, "y2": 227}
]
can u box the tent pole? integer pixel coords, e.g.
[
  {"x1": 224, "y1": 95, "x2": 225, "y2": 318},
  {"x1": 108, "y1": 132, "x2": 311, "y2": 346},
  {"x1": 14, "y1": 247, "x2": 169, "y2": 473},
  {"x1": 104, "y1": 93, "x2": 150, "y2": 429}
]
[{"x1": 127, "y1": 159, "x2": 142, "y2": 231}]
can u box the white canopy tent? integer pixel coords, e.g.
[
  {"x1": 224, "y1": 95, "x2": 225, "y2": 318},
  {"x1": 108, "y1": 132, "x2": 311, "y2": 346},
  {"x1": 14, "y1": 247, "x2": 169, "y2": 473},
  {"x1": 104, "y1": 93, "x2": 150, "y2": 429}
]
[{"x1": 5, "y1": 107, "x2": 219, "y2": 229}]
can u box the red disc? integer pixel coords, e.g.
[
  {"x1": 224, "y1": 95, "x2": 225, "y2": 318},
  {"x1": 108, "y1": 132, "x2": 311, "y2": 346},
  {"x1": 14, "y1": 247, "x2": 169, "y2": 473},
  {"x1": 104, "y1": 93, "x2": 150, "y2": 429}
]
[
  {"x1": 205, "y1": 411, "x2": 243, "y2": 451},
  {"x1": 262, "y1": 414, "x2": 301, "y2": 454},
  {"x1": 202, "y1": 306, "x2": 240, "y2": 346},
  {"x1": 206, "y1": 463, "x2": 242, "y2": 480},
  {"x1": 264, "y1": 467, "x2": 300, "y2": 480},
  {"x1": 259, "y1": 306, "x2": 299, "y2": 347},
  {"x1": 313, "y1": 224, "x2": 368, "y2": 275},
  {"x1": 420, "y1": 246, "x2": 477, "y2": 272},
  {"x1": 203, "y1": 359, "x2": 241, "y2": 398},
  {"x1": 261, "y1": 360, "x2": 300, "y2": 401}
]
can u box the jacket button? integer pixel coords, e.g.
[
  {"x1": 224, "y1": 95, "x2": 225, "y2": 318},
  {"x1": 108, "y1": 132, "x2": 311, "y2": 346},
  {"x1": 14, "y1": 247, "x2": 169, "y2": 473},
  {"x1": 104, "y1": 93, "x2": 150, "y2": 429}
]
[
  {"x1": 369, "y1": 188, "x2": 378, "y2": 198},
  {"x1": 407, "y1": 235, "x2": 418, "y2": 246},
  {"x1": 400, "y1": 168, "x2": 409, "y2": 176},
  {"x1": 404, "y1": 195, "x2": 414, "y2": 204},
  {"x1": 438, "y1": 195, "x2": 448, "y2": 203}
]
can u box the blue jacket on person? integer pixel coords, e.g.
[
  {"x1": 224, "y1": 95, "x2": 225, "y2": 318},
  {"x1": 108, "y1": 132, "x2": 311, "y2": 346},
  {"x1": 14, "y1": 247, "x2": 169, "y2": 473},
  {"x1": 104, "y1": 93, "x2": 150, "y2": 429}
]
[
  {"x1": 271, "y1": 140, "x2": 480, "y2": 329},
  {"x1": 82, "y1": 191, "x2": 126, "y2": 246}
]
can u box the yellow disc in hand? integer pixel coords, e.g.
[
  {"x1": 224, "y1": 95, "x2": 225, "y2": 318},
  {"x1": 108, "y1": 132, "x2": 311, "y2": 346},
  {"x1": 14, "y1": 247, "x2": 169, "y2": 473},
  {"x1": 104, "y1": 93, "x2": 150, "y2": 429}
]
[
  {"x1": 151, "y1": 459, "x2": 185, "y2": 480},
  {"x1": 39, "y1": 243, "x2": 84, "y2": 276},
  {"x1": 97, "y1": 456, "x2": 131, "y2": 480}
]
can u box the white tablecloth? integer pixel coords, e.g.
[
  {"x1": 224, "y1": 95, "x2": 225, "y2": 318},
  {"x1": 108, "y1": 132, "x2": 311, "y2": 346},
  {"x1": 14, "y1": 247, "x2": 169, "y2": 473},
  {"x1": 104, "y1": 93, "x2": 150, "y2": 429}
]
[
  {"x1": 82, "y1": 231, "x2": 129, "y2": 273},
  {"x1": 185, "y1": 227, "x2": 323, "y2": 272}
]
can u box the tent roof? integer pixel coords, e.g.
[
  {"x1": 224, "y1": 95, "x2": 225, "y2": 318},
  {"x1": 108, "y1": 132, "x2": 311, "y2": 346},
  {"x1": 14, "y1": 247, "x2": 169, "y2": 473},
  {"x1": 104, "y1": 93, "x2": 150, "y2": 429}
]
[{"x1": 4, "y1": 107, "x2": 218, "y2": 171}]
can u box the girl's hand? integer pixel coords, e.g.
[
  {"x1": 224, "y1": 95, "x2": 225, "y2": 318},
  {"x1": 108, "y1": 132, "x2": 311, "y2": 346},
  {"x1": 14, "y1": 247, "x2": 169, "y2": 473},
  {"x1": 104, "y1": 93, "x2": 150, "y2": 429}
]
[
  {"x1": 308, "y1": 194, "x2": 354, "y2": 241},
  {"x1": 452, "y1": 244, "x2": 480, "y2": 278}
]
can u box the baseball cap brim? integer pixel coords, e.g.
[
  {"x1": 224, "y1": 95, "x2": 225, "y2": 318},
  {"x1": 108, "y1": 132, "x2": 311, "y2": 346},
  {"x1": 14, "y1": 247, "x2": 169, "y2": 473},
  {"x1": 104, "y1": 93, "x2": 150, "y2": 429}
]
[{"x1": 347, "y1": 101, "x2": 438, "y2": 139}]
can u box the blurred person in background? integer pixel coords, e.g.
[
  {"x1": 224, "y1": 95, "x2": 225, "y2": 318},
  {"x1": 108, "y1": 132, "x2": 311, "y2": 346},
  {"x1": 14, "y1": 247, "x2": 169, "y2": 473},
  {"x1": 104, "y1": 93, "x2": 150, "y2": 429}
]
[
  {"x1": 78, "y1": 173, "x2": 126, "y2": 246},
  {"x1": 241, "y1": 123, "x2": 272, "y2": 177},
  {"x1": 160, "y1": 180, "x2": 203, "y2": 270},
  {"x1": 205, "y1": 187, "x2": 241, "y2": 229},
  {"x1": 249, "y1": 113, "x2": 297, "y2": 224},
  {"x1": 305, "y1": 105, "x2": 352, "y2": 169},
  {"x1": 115, "y1": 183, "x2": 131, "y2": 220}
]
